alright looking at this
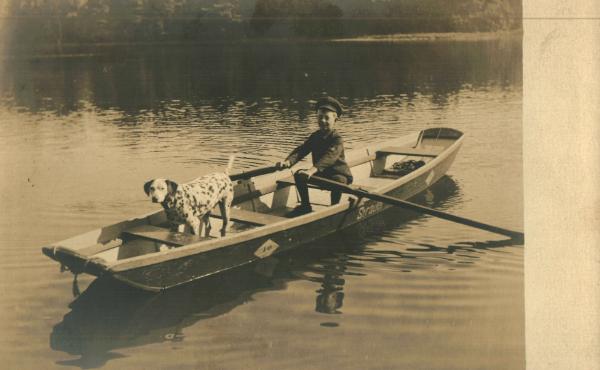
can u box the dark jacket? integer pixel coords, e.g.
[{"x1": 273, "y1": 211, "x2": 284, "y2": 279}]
[{"x1": 285, "y1": 129, "x2": 353, "y2": 179}]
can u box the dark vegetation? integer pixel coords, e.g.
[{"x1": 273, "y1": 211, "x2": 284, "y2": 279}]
[{"x1": 3, "y1": 0, "x2": 522, "y2": 53}]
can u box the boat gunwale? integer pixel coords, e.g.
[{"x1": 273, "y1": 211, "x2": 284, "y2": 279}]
[{"x1": 106, "y1": 129, "x2": 465, "y2": 273}]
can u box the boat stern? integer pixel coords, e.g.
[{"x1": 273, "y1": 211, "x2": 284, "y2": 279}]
[{"x1": 42, "y1": 245, "x2": 108, "y2": 276}]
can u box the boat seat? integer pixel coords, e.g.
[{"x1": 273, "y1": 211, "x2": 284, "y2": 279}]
[
  {"x1": 122, "y1": 225, "x2": 210, "y2": 246},
  {"x1": 212, "y1": 207, "x2": 287, "y2": 226},
  {"x1": 376, "y1": 146, "x2": 443, "y2": 158},
  {"x1": 276, "y1": 178, "x2": 322, "y2": 189}
]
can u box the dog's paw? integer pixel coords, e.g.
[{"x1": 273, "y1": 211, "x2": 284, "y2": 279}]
[{"x1": 159, "y1": 244, "x2": 171, "y2": 252}]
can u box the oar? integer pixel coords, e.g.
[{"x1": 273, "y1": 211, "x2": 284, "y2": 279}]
[
  {"x1": 229, "y1": 165, "x2": 283, "y2": 181},
  {"x1": 309, "y1": 175, "x2": 524, "y2": 240}
]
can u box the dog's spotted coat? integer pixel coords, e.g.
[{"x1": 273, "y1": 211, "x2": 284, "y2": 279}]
[{"x1": 144, "y1": 173, "x2": 234, "y2": 237}]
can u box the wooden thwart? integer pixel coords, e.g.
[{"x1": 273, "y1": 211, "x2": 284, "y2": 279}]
[
  {"x1": 376, "y1": 146, "x2": 443, "y2": 158},
  {"x1": 276, "y1": 178, "x2": 322, "y2": 190}
]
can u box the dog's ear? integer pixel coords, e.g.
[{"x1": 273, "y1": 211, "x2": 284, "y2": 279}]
[
  {"x1": 144, "y1": 180, "x2": 153, "y2": 196},
  {"x1": 166, "y1": 180, "x2": 178, "y2": 194}
]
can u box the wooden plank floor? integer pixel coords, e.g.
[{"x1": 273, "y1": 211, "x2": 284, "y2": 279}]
[
  {"x1": 123, "y1": 224, "x2": 210, "y2": 246},
  {"x1": 212, "y1": 207, "x2": 288, "y2": 225}
]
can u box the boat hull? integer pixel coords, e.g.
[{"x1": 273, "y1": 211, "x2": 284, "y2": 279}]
[
  {"x1": 113, "y1": 139, "x2": 461, "y2": 291},
  {"x1": 42, "y1": 127, "x2": 464, "y2": 291}
]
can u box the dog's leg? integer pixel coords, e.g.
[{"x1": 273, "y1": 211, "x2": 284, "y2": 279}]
[
  {"x1": 167, "y1": 220, "x2": 176, "y2": 232},
  {"x1": 187, "y1": 217, "x2": 201, "y2": 236},
  {"x1": 218, "y1": 199, "x2": 231, "y2": 237},
  {"x1": 202, "y1": 213, "x2": 212, "y2": 237}
]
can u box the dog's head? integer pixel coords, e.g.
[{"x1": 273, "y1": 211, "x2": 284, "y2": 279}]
[{"x1": 144, "y1": 179, "x2": 178, "y2": 203}]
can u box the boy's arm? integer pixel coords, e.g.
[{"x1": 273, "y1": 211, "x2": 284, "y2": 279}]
[{"x1": 285, "y1": 135, "x2": 313, "y2": 166}]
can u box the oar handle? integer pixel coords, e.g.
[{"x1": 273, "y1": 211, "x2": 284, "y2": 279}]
[
  {"x1": 229, "y1": 165, "x2": 283, "y2": 181},
  {"x1": 309, "y1": 175, "x2": 524, "y2": 240}
]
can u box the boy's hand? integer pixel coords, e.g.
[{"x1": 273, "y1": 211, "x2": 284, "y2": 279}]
[{"x1": 275, "y1": 160, "x2": 291, "y2": 170}]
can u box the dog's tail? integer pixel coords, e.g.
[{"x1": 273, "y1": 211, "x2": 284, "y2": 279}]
[{"x1": 225, "y1": 154, "x2": 236, "y2": 175}]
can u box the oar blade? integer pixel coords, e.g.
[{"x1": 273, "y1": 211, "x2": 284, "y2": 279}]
[{"x1": 309, "y1": 175, "x2": 524, "y2": 240}]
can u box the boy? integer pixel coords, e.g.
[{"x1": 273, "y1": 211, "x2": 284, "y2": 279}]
[{"x1": 276, "y1": 96, "x2": 353, "y2": 214}]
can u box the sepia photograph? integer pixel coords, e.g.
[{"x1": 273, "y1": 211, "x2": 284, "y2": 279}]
[{"x1": 4, "y1": 0, "x2": 594, "y2": 369}]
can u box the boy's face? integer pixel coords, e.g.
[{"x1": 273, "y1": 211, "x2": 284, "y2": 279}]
[{"x1": 317, "y1": 109, "x2": 337, "y2": 134}]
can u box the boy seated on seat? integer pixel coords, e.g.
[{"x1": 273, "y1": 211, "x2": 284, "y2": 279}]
[{"x1": 276, "y1": 96, "x2": 353, "y2": 215}]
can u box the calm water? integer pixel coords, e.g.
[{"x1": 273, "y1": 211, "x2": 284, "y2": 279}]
[{"x1": 0, "y1": 38, "x2": 523, "y2": 369}]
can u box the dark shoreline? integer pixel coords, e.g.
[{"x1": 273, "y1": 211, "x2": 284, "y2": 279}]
[{"x1": 2, "y1": 30, "x2": 522, "y2": 60}]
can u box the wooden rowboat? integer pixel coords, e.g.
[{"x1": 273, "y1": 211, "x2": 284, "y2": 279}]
[{"x1": 42, "y1": 127, "x2": 464, "y2": 291}]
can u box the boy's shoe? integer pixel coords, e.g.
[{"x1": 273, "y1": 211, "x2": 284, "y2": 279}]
[{"x1": 286, "y1": 204, "x2": 313, "y2": 217}]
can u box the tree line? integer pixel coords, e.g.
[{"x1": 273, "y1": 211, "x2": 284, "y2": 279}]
[{"x1": 3, "y1": 0, "x2": 522, "y2": 53}]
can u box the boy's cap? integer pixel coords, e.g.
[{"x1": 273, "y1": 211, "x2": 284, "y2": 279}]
[{"x1": 315, "y1": 96, "x2": 343, "y2": 116}]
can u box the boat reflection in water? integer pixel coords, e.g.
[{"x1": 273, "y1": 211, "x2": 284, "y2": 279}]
[
  {"x1": 50, "y1": 175, "x2": 516, "y2": 367},
  {"x1": 50, "y1": 265, "x2": 286, "y2": 368}
]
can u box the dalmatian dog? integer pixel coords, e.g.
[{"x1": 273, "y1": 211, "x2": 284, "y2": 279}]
[{"x1": 144, "y1": 156, "x2": 235, "y2": 237}]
